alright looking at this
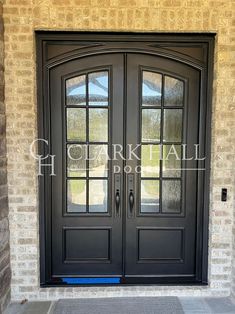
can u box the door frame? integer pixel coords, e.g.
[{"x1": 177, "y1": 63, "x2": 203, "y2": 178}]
[{"x1": 36, "y1": 32, "x2": 215, "y2": 287}]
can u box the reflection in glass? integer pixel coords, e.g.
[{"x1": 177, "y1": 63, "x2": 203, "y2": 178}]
[
  {"x1": 142, "y1": 71, "x2": 162, "y2": 106},
  {"x1": 163, "y1": 145, "x2": 181, "y2": 177},
  {"x1": 142, "y1": 109, "x2": 161, "y2": 142},
  {"x1": 141, "y1": 145, "x2": 160, "y2": 177},
  {"x1": 163, "y1": 109, "x2": 182, "y2": 142},
  {"x1": 165, "y1": 76, "x2": 184, "y2": 106},
  {"x1": 89, "y1": 180, "x2": 107, "y2": 212},
  {"x1": 67, "y1": 179, "x2": 86, "y2": 212},
  {"x1": 88, "y1": 72, "x2": 108, "y2": 106},
  {"x1": 89, "y1": 145, "x2": 108, "y2": 177},
  {"x1": 162, "y1": 180, "x2": 181, "y2": 213},
  {"x1": 67, "y1": 108, "x2": 86, "y2": 141},
  {"x1": 67, "y1": 144, "x2": 87, "y2": 177},
  {"x1": 89, "y1": 108, "x2": 108, "y2": 142},
  {"x1": 141, "y1": 180, "x2": 159, "y2": 213},
  {"x1": 66, "y1": 75, "x2": 86, "y2": 106}
]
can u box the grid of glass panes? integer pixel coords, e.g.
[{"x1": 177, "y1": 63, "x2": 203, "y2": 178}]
[
  {"x1": 66, "y1": 71, "x2": 109, "y2": 213},
  {"x1": 141, "y1": 71, "x2": 184, "y2": 214}
]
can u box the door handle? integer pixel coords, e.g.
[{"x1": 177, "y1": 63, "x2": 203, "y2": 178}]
[
  {"x1": 127, "y1": 174, "x2": 135, "y2": 217},
  {"x1": 129, "y1": 189, "x2": 134, "y2": 213},
  {"x1": 115, "y1": 189, "x2": 120, "y2": 214},
  {"x1": 114, "y1": 174, "x2": 121, "y2": 217}
]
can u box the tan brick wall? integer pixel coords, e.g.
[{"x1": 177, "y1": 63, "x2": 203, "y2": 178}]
[
  {"x1": 0, "y1": 0, "x2": 11, "y2": 311},
  {"x1": 3, "y1": 0, "x2": 235, "y2": 300}
]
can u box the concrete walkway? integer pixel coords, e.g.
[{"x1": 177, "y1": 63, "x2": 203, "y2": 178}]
[{"x1": 4, "y1": 297, "x2": 235, "y2": 314}]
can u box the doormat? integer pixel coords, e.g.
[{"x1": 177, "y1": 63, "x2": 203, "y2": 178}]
[{"x1": 53, "y1": 297, "x2": 184, "y2": 314}]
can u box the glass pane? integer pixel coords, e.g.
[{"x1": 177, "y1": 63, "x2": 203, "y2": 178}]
[
  {"x1": 141, "y1": 180, "x2": 160, "y2": 213},
  {"x1": 67, "y1": 179, "x2": 86, "y2": 212},
  {"x1": 67, "y1": 108, "x2": 86, "y2": 141},
  {"x1": 163, "y1": 109, "x2": 182, "y2": 142},
  {"x1": 162, "y1": 180, "x2": 181, "y2": 213},
  {"x1": 88, "y1": 71, "x2": 108, "y2": 106},
  {"x1": 163, "y1": 145, "x2": 181, "y2": 177},
  {"x1": 142, "y1": 109, "x2": 161, "y2": 142},
  {"x1": 89, "y1": 180, "x2": 107, "y2": 212},
  {"x1": 66, "y1": 75, "x2": 86, "y2": 106},
  {"x1": 142, "y1": 71, "x2": 162, "y2": 106},
  {"x1": 67, "y1": 144, "x2": 87, "y2": 177},
  {"x1": 141, "y1": 145, "x2": 160, "y2": 177},
  {"x1": 164, "y1": 76, "x2": 183, "y2": 106},
  {"x1": 89, "y1": 108, "x2": 108, "y2": 142},
  {"x1": 89, "y1": 145, "x2": 108, "y2": 177}
]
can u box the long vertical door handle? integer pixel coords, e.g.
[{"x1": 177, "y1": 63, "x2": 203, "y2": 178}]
[
  {"x1": 115, "y1": 189, "x2": 120, "y2": 214},
  {"x1": 114, "y1": 174, "x2": 121, "y2": 217},
  {"x1": 129, "y1": 189, "x2": 134, "y2": 213},
  {"x1": 127, "y1": 174, "x2": 135, "y2": 217}
]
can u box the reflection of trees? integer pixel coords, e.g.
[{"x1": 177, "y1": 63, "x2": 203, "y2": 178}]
[
  {"x1": 143, "y1": 180, "x2": 159, "y2": 196},
  {"x1": 142, "y1": 110, "x2": 161, "y2": 141},
  {"x1": 67, "y1": 108, "x2": 107, "y2": 141},
  {"x1": 89, "y1": 109, "x2": 107, "y2": 141},
  {"x1": 67, "y1": 145, "x2": 86, "y2": 173},
  {"x1": 67, "y1": 94, "x2": 107, "y2": 106},
  {"x1": 90, "y1": 145, "x2": 107, "y2": 168},
  {"x1": 164, "y1": 109, "x2": 182, "y2": 142},
  {"x1": 67, "y1": 109, "x2": 85, "y2": 140},
  {"x1": 67, "y1": 179, "x2": 86, "y2": 213},
  {"x1": 163, "y1": 145, "x2": 181, "y2": 177}
]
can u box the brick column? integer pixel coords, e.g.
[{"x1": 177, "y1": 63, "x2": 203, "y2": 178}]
[{"x1": 0, "y1": 0, "x2": 10, "y2": 311}]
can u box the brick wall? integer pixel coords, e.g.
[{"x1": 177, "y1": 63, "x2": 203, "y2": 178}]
[
  {"x1": 232, "y1": 194, "x2": 235, "y2": 297},
  {"x1": 0, "y1": 0, "x2": 10, "y2": 311},
  {"x1": 3, "y1": 0, "x2": 235, "y2": 300}
]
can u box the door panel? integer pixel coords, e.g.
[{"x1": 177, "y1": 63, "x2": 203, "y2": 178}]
[
  {"x1": 125, "y1": 54, "x2": 200, "y2": 279},
  {"x1": 50, "y1": 54, "x2": 124, "y2": 276}
]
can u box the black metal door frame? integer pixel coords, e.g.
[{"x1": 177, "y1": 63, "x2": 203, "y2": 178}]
[{"x1": 36, "y1": 32, "x2": 215, "y2": 286}]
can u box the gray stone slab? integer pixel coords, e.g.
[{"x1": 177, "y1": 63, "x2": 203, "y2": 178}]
[
  {"x1": 4, "y1": 303, "x2": 24, "y2": 314},
  {"x1": 205, "y1": 297, "x2": 235, "y2": 314},
  {"x1": 179, "y1": 297, "x2": 212, "y2": 313},
  {"x1": 4, "y1": 301, "x2": 52, "y2": 314},
  {"x1": 53, "y1": 297, "x2": 184, "y2": 314},
  {"x1": 5, "y1": 297, "x2": 235, "y2": 314}
]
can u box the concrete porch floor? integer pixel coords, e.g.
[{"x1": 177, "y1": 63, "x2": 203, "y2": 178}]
[{"x1": 3, "y1": 297, "x2": 235, "y2": 314}]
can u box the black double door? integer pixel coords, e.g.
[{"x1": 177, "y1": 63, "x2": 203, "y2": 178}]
[{"x1": 50, "y1": 52, "x2": 200, "y2": 283}]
